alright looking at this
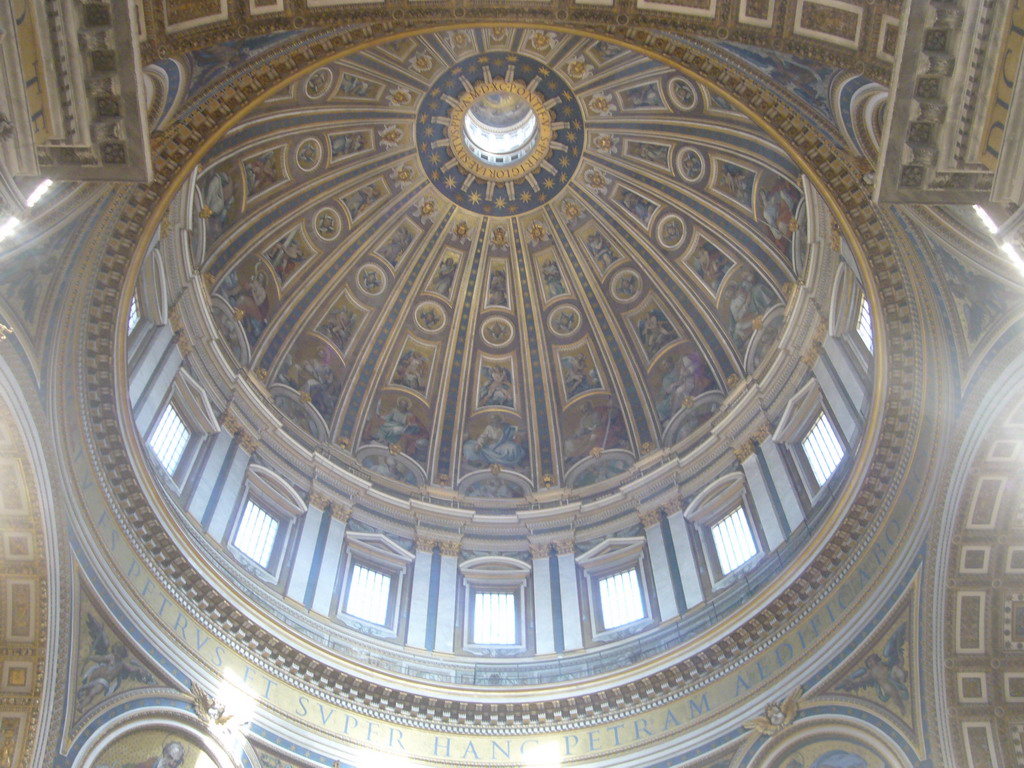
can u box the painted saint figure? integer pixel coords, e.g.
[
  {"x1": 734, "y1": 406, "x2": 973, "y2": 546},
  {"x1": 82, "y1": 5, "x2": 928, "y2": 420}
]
[
  {"x1": 463, "y1": 414, "x2": 527, "y2": 469},
  {"x1": 367, "y1": 398, "x2": 429, "y2": 461},
  {"x1": 478, "y1": 364, "x2": 514, "y2": 407},
  {"x1": 541, "y1": 259, "x2": 567, "y2": 297},
  {"x1": 431, "y1": 257, "x2": 458, "y2": 296},
  {"x1": 586, "y1": 231, "x2": 617, "y2": 270}
]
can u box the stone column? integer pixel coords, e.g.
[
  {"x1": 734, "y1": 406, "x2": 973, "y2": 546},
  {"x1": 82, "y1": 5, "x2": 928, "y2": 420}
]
[
  {"x1": 433, "y1": 540, "x2": 461, "y2": 653},
  {"x1": 813, "y1": 354, "x2": 859, "y2": 447},
  {"x1": 738, "y1": 435, "x2": 787, "y2": 548},
  {"x1": 128, "y1": 323, "x2": 174, "y2": 406},
  {"x1": 757, "y1": 437, "x2": 806, "y2": 534},
  {"x1": 285, "y1": 492, "x2": 331, "y2": 607},
  {"x1": 405, "y1": 537, "x2": 436, "y2": 649},
  {"x1": 664, "y1": 511, "x2": 704, "y2": 611},
  {"x1": 529, "y1": 542, "x2": 556, "y2": 654},
  {"x1": 639, "y1": 507, "x2": 679, "y2": 620},
  {"x1": 132, "y1": 334, "x2": 183, "y2": 436},
  {"x1": 205, "y1": 421, "x2": 257, "y2": 542},
  {"x1": 556, "y1": 539, "x2": 584, "y2": 651},
  {"x1": 311, "y1": 505, "x2": 351, "y2": 616},
  {"x1": 822, "y1": 335, "x2": 869, "y2": 413},
  {"x1": 186, "y1": 430, "x2": 234, "y2": 523}
]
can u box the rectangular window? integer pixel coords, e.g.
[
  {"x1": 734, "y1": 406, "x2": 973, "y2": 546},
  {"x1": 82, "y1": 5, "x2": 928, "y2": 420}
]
[
  {"x1": 472, "y1": 591, "x2": 517, "y2": 645},
  {"x1": 148, "y1": 404, "x2": 190, "y2": 474},
  {"x1": 345, "y1": 564, "x2": 392, "y2": 625},
  {"x1": 598, "y1": 568, "x2": 644, "y2": 629},
  {"x1": 128, "y1": 295, "x2": 140, "y2": 335},
  {"x1": 856, "y1": 296, "x2": 873, "y2": 353},
  {"x1": 711, "y1": 507, "x2": 758, "y2": 575},
  {"x1": 802, "y1": 412, "x2": 845, "y2": 486},
  {"x1": 232, "y1": 500, "x2": 279, "y2": 569}
]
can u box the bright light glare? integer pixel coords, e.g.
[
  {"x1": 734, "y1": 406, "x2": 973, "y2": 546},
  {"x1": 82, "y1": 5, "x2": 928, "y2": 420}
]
[
  {"x1": 521, "y1": 741, "x2": 562, "y2": 768},
  {"x1": 1000, "y1": 241, "x2": 1024, "y2": 279},
  {"x1": 972, "y1": 205, "x2": 999, "y2": 234},
  {"x1": 216, "y1": 668, "x2": 258, "y2": 727},
  {"x1": 25, "y1": 178, "x2": 52, "y2": 207},
  {"x1": 0, "y1": 216, "x2": 20, "y2": 242}
]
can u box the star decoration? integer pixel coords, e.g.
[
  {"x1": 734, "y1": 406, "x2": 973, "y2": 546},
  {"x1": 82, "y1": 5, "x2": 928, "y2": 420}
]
[
  {"x1": 567, "y1": 131, "x2": 577, "y2": 142},
  {"x1": 429, "y1": 152, "x2": 441, "y2": 164},
  {"x1": 543, "y1": 177, "x2": 555, "y2": 189},
  {"x1": 469, "y1": 191, "x2": 482, "y2": 204},
  {"x1": 559, "y1": 156, "x2": 570, "y2": 168},
  {"x1": 520, "y1": 191, "x2": 532, "y2": 202},
  {"x1": 444, "y1": 176, "x2": 456, "y2": 189},
  {"x1": 494, "y1": 197, "x2": 507, "y2": 209}
]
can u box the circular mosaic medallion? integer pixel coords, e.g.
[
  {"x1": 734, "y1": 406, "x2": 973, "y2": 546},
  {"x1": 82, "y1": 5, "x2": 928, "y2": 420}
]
[
  {"x1": 415, "y1": 301, "x2": 446, "y2": 333},
  {"x1": 358, "y1": 264, "x2": 386, "y2": 295},
  {"x1": 295, "y1": 139, "x2": 322, "y2": 172},
  {"x1": 657, "y1": 214, "x2": 687, "y2": 249},
  {"x1": 481, "y1": 317, "x2": 515, "y2": 347},
  {"x1": 416, "y1": 54, "x2": 584, "y2": 215},
  {"x1": 548, "y1": 305, "x2": 581, "y2": 337},
  {"x1": 314, "y1": 207, "x2": 341, "y2": 241},
  {"x1": 612, "y1": 269, "x2": 642, "y2": 303},
  {"x1": 678, "y1": 146, "x2": 706, "y2": 182}
]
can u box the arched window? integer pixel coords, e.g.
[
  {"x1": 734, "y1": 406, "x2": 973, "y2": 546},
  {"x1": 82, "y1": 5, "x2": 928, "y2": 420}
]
[
  {"x1": 775, "y1": 380, "x2": 848, "y2": 500},
  {"x1": 145, "y1": 369, "x2": 218, "y2": 487},
  {"x1": 685, "y1": 474, "x2": 763, "y2": 585},
  {"x1": 227, "y1": 465, "x2": 304, "y2": 581},
  {"x1": 459, "y1": 557, "x2": 531, "y2": 650},
  {"x1": 577, "y1": 538, "x2": 653, "y2": 638},
  {"x1": 128, "y1": 294, "x2": 141, "y2": 335},
  {"x1": 829, "y1": 262, "x2": 873, "y2": 367},
  {"x1": 339, "y1": 532, "x2": 414, "y2": 637}
]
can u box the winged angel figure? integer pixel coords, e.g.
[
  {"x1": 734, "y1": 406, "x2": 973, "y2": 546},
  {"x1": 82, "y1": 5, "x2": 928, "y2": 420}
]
[
  {"x1": 743, "y1": 686, "x2": 801, "y2": 736},
  {"x1": 191, "y1": 681, "x2": 234, "y2": 726},
  {"x1": 836, "y1": 623, "x2": 909, "y2": 714},
  {"x1": 77, "y1": 613, "x2": 153, "y2": 707}
]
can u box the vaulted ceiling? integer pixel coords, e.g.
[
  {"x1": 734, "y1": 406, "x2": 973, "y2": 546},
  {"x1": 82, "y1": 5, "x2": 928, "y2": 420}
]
[{"x1": 196, "y1": 29, "x2": 807, "y2": 499}]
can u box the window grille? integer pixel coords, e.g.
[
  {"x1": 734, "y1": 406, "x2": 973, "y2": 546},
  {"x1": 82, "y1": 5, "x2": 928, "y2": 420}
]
[
  {"x1": 802, "y1": 412, "x2": 845, "y2": 486},
  {"x1": 128, "y1": 295, "x2": 140, "y2": 334},
  {"x1": 233, "y1": 500, "x2": 279, "y2": 569},
  {"x1": 345, "y1": 564, "x2": 392, "y2": 625},
  {"x1": 711, "y1": 507, "x2": 758, "y2": 575},
  {"x1": 856, "y1": 296, "x2": 873, "y2": 353},
  {"x1": 148, "y1": 404, "x2": 190, "y2": 474},
  {"x1": 598, "y1": 568, "x2": 644, "y2": 629},
  {"x1": 473, "y1": 591, "x2": 517, "y2": 645}
]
